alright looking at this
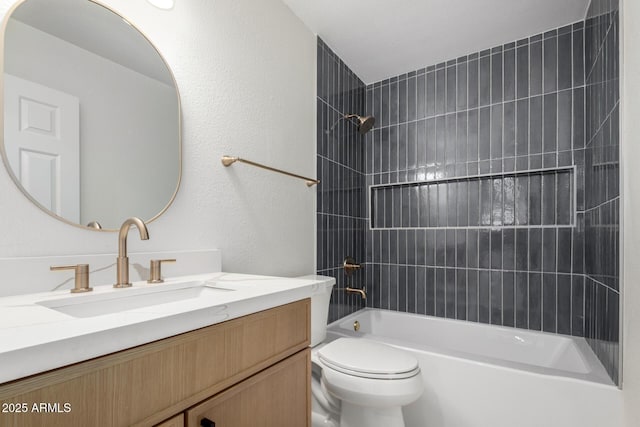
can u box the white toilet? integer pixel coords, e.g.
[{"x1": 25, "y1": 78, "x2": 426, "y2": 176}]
[{"x1": 305, "y1": 275, "x2": 423, "y2": 427}]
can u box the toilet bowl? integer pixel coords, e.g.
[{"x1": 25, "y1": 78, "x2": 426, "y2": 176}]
[{"x1": 301, "y1": 275, "x2": 424, "y2": 427}]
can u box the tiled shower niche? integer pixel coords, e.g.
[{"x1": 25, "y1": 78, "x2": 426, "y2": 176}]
[{"x1": 370, "y1": 168, "x2": 575, "y2": 229}]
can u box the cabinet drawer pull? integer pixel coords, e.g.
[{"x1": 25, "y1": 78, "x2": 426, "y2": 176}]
[{"x1": 200, "y1": 417, "x2": 215, "y2": 427}]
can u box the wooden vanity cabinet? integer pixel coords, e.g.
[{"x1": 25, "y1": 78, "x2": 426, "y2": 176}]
[{"x1": 0, "y1": 299, "x2": 311, "y2": 427}]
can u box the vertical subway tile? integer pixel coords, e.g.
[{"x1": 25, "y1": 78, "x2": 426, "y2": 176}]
[
  {"x1": 573, "y1": 28, "x2": 585, "y2": 87},
  {"x1": 408, "y1": 76, "x2": 417, "y2": 122},
  {"x1": 557, "y1": 228, "x2": 573, "y2": 273},
  {"x1": 479, "y1": 55, "x2": 491, "y2": 107},
  {"x1": 417, "y1": 73, "x2": 426, "y2": 119},
  {"x1": 515, "y1": 272, "x2": 529, "y2": 328},
  {"x1": 390, "y1": 80, "x2": 399, "y2": 126},
  {"x1": 479, "y1": 229, "x2": 491, "y2": 269},
  {"x1": 436, "y1": 230, "x2": 446, "y2": 266},
  {"x1": 491, "y1": 104, "x2": 503, "y2": 159},
  {"x1": 542, "y1": 228, "x2": 557, "y2": 272},
  {"x1": 436, "y1": 268, "x2": 446, "y2": 317},
  {"x1": 446, "y1": 229, "x2": 456, "y2": 267},
  {"x1": 516, "y1": 44, "x2": 530, "y2": 99},
  {"x1": 446, "y1": 65, "x2": 457, "y2": 113},
  {"x1": 516, "y1": 99, "x2": 529, "y2": 156},
  {"x1": 479, "y1": 107, "x2": 491, "y2": 160},
  {"x1": 543, "y1": 93, "x2": 558, "y2": 153},
  {"x1": 381, "y1": 83, "x2": 390, "y2": 127},
  {"x1": 516, "y1": 229, "x2": 529, "y2": 271},
  {"x1": 478, "y1": 270, "x2": 490, "y2": 324},
  {"x1": 466, "y1": 229, "x2": 478, "y2": 268},
  {"x1": 543, "y1": 35, "x2": 558, "y2": 93},
  {"x1": 468, "y1": 180, "x2": 480, "y2": 226},
  {"x1": 417, "y1": 267, "x2": 427, "y2": 314},
  {"x1": 426, "y1": 268, "x2": 436, "y2": 315},
  {"x1": 407, "y1": 266, "x2": 417, "y2": 313},
  {"x1": 436, "y1": 116, "x2": 446, "y2": 165},
  {"x1": 398, "y1": 78, "x2": 407, "y2": 124},
  {"x1": 529, "y1": 272, "x2": 542, "y2": 330},
  {"x1": 530, "y1": 96, "x2": 543, "y2": 154},
  {"x1": 468, "y1": 58, "x2": 479, "y2": 108},
  {"x1": 503, "y1": 272, "x2": 515, "y2": 327},
  {"x1": 417, "y1": 119, "x2": 427, "y2": 168},
  {"x1": 446, "y1": 114, "x2": 457, "y2": 165},
  {"x1": 492, "y1": 178, "x2": 503, "y2": 227},
  {"x1": 491, "y1": 52, "x2": 503, "y2": 104},
  {"x1": 558, "y1": 90, "x2": 572, "y2": 152},
  {"x1": 557, "y1": 274, "x2": 572, "y2": 335},
  {"x1": 456, "y1": 270, "x2": 467, "y2": 320},
  {"x1": 530, "y1": 40, "x2": 543, "y2": 96},
  {"x1": 504, "y1": 102, "x2": 516, "y2": 157},
  {"x1": 446, "y1": 268, "x2": 456, "y2": 318},
  {"x1": 438, "y1": 182, "x2": 448, "y2": 227},
  {"x1": 529, "y1": 174, "x2": 542, "y2": 225},
  {"x1": 503, "y1": 228, "x2": 515, "y2": 270},
  {"x1": 543, "y1": 273, "x2": 557, "y2": 332},
  {"x1": 573, "y1": 88, "x2": 585, "y2": 149},
  {"x1": 468, "y1": 109, "x2": 479, "y2": 162},
  {"x1": 558, "y1": 32, "x2": 573, "y2": 90},
  {"x1": 504, "y1": 47, "x2": 516, "y2": 102},
  {"x1": 491, "y1": 230, "x2": 503, "y2": 269},
  {"x1": 457, "y1": 61, "x2": 468, "y2": 110},
  {"x1": 426, "y1": 71, "x2": 436, "y2": 117},
  {"x1": 529, "y1": 228, "x2": 542, "y2": 271},
  {"x1": 490, "y1": 271, "x2": 503, "y2": 325},
  {"x1": 480, "y1": 178, "x2": 492, "y2": 226},
  {"x1": 542, "y1": 172, "x2": 557, "y2": 225},
  {"x1": 426, "y1": 229, "x2": 436, "y2": 266},
  {"x1": 467, "y1": 269, "x2": 479, "y2": 322},
  {"x1": 436, "y1": 68, "x2": 446, "y2": 114},
  {"x1": 457, "y1": 112, "x2": 468, "y2": 163}
]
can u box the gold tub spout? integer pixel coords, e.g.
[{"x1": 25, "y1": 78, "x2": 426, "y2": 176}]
[{"x1": 346, "y1": 286, "x2": 367, "y2": 300}]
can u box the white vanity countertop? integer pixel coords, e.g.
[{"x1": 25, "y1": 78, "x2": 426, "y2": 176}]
[{"x1": 0, "y1": 272, "x2": 332, "y2": 384}]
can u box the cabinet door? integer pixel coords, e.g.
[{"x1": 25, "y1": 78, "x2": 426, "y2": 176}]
[
  {"x1": 155, "y1": 413, "x2": 184, "y2": 427},
  {"x1": 186, "y1": 349, "x2": 310, "y2": 427}
]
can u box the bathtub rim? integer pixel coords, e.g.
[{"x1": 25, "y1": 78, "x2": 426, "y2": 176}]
[{"x1": 326, "y1": 308, "x2": 615, "y2": 387}]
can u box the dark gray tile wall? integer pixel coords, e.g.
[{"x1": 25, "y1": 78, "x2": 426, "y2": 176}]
[
  {"x1": 584, "y1": 0, "x2": 620, "y2": 384},
  {"x1": 316, "y1": 39, "x2": 367, "y2": 323},
  {"x1": 363, "y1": 22, "x2": 589, "y2": 340},
  {"x1": 315, "y1": 2, "x2": 620, "y2": 385}
]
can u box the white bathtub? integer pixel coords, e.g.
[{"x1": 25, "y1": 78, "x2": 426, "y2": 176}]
[{"x1": 326, "y1": 308, "x2": 623, "y2": 427}]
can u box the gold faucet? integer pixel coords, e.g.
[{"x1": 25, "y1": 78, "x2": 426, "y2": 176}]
[{"x1": 114, "y1": 217, "x2": 149, "y2": 288}]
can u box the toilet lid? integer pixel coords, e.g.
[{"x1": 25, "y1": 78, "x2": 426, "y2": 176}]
[{"x1": 317, "y1": 338, "x2": 420, "y2": 380}]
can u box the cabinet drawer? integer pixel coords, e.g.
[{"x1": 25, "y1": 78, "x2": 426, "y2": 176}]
[
  {"x1": 0, "y1": 299, "x2": 310, "y2": 427},
  {"x1": 186, "y1": 349, "x2": 310, "y2": 427}
]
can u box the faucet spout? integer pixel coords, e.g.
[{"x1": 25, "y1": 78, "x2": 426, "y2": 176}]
[{"x1": 114, "y1": 217, "x2": 149, "y2": 288}]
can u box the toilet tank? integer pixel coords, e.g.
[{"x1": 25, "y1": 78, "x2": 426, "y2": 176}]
[{"x1": 298, "y1": 275, "x2": 335, "y2": 346}]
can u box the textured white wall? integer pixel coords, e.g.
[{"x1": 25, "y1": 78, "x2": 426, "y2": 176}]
[
  {"x1": 621, "y1": 0, "x2": 640, "y2": 425},
  {"x1": 0, "y1": 0, "x2": 317, "y2": 292}
]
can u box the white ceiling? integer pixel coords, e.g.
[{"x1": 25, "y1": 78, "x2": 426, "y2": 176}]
[{"x1": 283, "y1": 0, "x2": 591, "y2": 84}]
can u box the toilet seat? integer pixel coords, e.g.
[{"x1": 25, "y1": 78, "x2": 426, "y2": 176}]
[{"x1": 317, "y1": 338, "x2": 420, "y2": 380}]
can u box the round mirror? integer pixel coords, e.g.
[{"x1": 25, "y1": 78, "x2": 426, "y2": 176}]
[{"x1": 1, "y1": 0, "x2": 181, "y2": 231}]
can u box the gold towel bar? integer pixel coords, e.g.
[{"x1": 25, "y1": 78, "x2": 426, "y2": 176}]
[{"x1": 221, "y1": 156, "x2": 320, "y2": 187}]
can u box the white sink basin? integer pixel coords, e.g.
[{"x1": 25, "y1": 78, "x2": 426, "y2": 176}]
[{"x1": 36, "y1": 281, "x2": 234, "y2": 318}]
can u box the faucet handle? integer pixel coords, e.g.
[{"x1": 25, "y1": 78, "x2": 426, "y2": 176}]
[
  {"x1": 148, "y1": 259, "x2": 176, "y2": 284},
  {"x1": 50, "y1": 264, "x2": 92, "y2": 293}
]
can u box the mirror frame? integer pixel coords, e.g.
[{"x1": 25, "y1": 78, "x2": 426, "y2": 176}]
[{"x1": 0, "y1": 0, "x2": 182, "y2": 231}]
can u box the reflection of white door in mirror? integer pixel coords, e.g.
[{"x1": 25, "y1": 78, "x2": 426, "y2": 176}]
[{"x1": 4, "y1": 73, "x2": 79, "y2": 222}]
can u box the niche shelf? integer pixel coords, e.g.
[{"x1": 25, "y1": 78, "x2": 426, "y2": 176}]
[{"x1": 369, "y1": 166, "x2": 576, "y2": 230}]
